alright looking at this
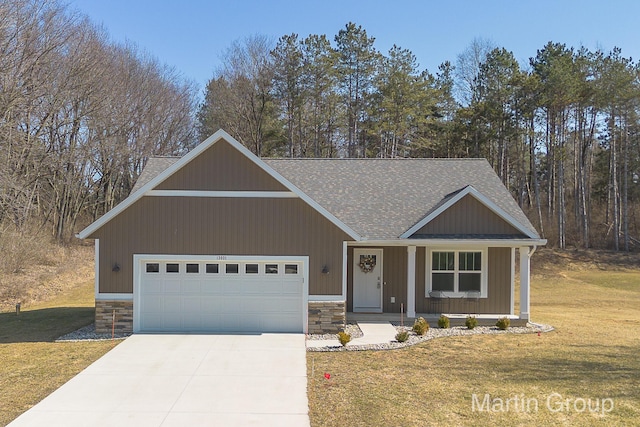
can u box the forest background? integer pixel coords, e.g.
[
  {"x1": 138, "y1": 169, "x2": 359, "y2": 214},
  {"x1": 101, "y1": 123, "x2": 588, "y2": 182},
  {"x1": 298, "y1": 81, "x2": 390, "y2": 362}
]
[{"x1": 2, "y1": 0, "x2": 639, "y2": 275}]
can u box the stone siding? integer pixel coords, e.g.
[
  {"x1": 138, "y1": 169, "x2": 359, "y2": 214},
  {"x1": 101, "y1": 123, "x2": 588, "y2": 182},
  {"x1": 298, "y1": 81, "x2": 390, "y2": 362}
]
[
  {"x1": 95, "y1": 300, "x2": 133, "y2": 333},
  {"x1": 308, "y1": 301, "x2": 345, "y2": 334}
]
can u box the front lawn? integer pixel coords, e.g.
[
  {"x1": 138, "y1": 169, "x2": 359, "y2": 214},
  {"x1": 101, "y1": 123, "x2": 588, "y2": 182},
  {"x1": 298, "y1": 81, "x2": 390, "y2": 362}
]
[
  {"x1": 0, "y1": 271, "x2": 118, "y2": 426},
  {"x1": 307, "y1": 252, "x2": 640, "y2": 426}
]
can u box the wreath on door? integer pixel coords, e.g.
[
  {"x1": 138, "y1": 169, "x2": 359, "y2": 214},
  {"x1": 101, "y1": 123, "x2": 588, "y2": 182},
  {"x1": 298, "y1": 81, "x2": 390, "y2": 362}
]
[{"x1": 359, "y1": 255, "x2": 376, "y2": 273}]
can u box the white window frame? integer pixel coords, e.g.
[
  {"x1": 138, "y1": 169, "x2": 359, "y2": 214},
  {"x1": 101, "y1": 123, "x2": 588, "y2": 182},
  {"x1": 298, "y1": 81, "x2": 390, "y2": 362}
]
[{"x1": 426, "y1": 248, "x2": 488, "y2": 298}]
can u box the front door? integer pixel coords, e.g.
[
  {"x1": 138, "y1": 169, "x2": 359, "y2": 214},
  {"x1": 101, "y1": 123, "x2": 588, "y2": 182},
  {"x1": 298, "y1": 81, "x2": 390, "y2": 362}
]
[{"x1": 353, "y1": 248, "x2": 383, "y2": 312}]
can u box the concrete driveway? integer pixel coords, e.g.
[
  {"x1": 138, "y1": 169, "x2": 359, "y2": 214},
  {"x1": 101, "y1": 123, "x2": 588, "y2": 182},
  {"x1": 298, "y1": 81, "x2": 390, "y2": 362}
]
[{"x1": 10, "y1": 334, "x2": 309, "y2": 426}]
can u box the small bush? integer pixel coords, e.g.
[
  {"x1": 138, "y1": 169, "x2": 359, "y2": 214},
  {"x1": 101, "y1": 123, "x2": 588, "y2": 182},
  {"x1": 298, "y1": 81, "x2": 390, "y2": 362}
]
[
  {"x1": 437, "y1": 315, "x2": 450, "y2": 329},
  {"x1": 412, "y1": 317, "x2": 429, "y2": 335},
  {"x1": 337, "y1": 331, "x2": 351, "y2": 346},
  {"x1": 496, "y1": 317, "x2": 510, "y2": 330},
  {"x1": 465, "y1": 316, "x2": 478, "y2": 330},
  {"x1": 395, "y1": 330, "x2": 409, "y2": 342}
]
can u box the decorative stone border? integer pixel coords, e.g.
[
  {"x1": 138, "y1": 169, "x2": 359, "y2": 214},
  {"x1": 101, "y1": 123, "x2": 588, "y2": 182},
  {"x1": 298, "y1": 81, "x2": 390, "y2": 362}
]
[{"x1": 306, "y1": 322, "x2": 554, "y2": 352}]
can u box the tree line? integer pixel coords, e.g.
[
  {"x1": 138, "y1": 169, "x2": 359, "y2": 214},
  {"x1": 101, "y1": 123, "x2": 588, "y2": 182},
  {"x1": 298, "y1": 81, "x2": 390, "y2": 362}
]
[
  {"x1": 0, "y1": 0, "x2": 196, "y2": 241},
  {"x1": 198, "y1": 24, "x2": 640, "y2": 251},
  {"x1": 1, "y1": 3, "x2": 636, "y2": 251}
]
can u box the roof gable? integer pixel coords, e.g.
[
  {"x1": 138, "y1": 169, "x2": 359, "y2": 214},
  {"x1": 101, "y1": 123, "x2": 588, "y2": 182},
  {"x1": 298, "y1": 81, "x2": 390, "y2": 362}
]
[
  {"x1": 156, "y1": 139, "x2": 288, "y2": 191},
  {"x1": 400, "y1": 186, "x2": 537, "y2": 239},
  {"x1": 77, "y1": 130, "x2": 361, "y2": 240}
]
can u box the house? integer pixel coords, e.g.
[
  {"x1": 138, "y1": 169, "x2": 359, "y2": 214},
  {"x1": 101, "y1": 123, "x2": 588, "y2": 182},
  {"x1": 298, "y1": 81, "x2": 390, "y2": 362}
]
[{"x1": 78, "y1": 129, "x2": 546, "y2": 334}]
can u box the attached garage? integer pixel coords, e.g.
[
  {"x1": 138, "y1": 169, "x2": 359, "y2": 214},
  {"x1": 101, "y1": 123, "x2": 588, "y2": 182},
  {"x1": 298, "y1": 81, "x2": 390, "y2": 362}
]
[{"x1": 133, "y1": 255, "x2": 308, "y2": 333}]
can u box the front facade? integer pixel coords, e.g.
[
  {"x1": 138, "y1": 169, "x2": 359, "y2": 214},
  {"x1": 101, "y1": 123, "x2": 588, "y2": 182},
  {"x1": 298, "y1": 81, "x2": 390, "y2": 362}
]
[{"x1": 79, "y1": 130, "x2": 545, "y2": 334}]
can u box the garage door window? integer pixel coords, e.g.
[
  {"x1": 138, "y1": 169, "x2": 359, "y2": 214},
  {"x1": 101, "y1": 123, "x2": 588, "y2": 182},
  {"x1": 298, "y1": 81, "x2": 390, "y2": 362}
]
[
  {"x1": 266, "y1": 264, "x2": 278, "y2": 274},
  {"x1": 226, "y1": 264, "x2": 239, "y2": 274},
  {"x1": 146, "y1": 263, "x2": 159, "y2": 273},
  {"x1": 285, "y1": 264, "x2": 298, "y2": 274},
  {"x1": 166, "y1": 263, "x2": 179, "y2": 273},
  {"x1": 206, "y1": 263, "x2": 219, "y2": 274},
  {"x1": 245, "y1": 264, "x2": 259, "y2": 274},
  {"x1": 186, "y1": 263, "x2": 199, "y2": 273}
]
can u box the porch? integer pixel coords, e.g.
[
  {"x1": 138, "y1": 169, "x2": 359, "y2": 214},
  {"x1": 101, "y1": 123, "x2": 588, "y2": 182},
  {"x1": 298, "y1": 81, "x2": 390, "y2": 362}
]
[{"x1": 347, "y1": 244, "x2": 536, "y2": 323}]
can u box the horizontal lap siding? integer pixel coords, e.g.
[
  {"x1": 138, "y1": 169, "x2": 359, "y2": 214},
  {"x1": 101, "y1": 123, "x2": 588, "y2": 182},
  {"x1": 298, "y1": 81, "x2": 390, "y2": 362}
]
[
  {"x1": 415, "y1": 195, "x2": 522, "y2": 235},
  {"x1": 95, "y1": 197, "x2": 349, "y2": 295}
]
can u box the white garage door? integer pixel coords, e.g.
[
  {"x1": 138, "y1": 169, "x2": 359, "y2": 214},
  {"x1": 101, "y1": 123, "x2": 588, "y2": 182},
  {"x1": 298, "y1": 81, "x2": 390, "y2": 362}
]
[{"x1": 136, "y1": 258, "x2": 305, "y2": 333}]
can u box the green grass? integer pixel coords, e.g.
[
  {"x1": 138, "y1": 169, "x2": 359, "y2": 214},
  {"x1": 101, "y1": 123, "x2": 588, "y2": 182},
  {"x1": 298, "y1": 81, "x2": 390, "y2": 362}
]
[
  {"x1": 0, "y1": 277, "x2": 118, "y2": 426},
  {"x1": 308, "y1": 263, "x2": 640, "y2": 426}
]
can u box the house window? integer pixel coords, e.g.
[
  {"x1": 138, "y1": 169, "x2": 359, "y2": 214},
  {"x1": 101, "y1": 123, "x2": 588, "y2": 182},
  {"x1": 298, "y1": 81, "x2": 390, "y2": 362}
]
[{"x1": 428, "y1": 250, "x2": 486, "y2": 296}]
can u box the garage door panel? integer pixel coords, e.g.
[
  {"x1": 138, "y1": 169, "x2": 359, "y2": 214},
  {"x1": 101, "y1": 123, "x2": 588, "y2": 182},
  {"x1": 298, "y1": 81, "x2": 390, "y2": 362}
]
[
  {"x1": 163, "y1": 295, "x2": 182, "y2": 312},
  {"x1": 139, "y1": 259, "x2": 305, "y2": 333},
  {"x1": 180, "y1": 280, "x2": 203, "y2": 293},
  {"x1": 163, "y1": 280, "x2": 182, "y2": 293}
]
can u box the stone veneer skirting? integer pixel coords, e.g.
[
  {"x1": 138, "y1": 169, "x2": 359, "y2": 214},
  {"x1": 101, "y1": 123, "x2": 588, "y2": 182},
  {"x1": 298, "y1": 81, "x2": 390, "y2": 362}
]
[
  {"x1": 95, "y1": 300, "x2": 133, "y2": 334},
  {"x1": 94, "y1": 299, "x2": 346, "y2": 334},
  {"x1": 307, "y1": 301, "x2": 346, "y2": 334}
]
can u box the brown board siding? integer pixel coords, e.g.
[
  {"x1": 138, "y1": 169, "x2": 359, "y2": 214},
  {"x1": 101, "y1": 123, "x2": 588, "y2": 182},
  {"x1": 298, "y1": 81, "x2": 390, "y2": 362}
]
[
  {"x1": 347, "y1": 246, "x2": 407, "y2": 313},
  {"x1": 420, "y1": 247, "x2": 512, "y2": 314},
  {"x1": 414, "y1": 194, "x2": 523, "y2": 236},
  {"x1": 415, "y1": 247, "x2": 427, "y2": 312},
  {"x1": 156, "y1": 139, "x2": 288, "y2": 192},
  {"x1": 94, "y1": 197, "x2": 350, "y2": 295}
]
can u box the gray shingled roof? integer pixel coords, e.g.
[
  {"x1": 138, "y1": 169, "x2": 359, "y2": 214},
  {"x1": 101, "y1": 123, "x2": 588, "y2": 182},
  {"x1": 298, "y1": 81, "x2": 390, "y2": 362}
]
[
  {"x1": 131, "y1": 156, "x2": 539, "y2": 240},
  {"x1": 264, "y1": 158, "x2": 538, "y2": 240}
]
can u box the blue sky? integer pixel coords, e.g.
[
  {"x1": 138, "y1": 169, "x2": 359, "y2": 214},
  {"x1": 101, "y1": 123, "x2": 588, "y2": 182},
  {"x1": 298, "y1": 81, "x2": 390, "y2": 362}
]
[{"x1": 71, "y1": 0, "x2": 640, "y2": 95}]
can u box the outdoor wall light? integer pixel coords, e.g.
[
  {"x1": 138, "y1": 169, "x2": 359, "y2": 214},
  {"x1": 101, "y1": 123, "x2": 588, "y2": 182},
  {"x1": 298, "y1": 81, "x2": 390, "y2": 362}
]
[
  {"x1": 321, "y1": 265, "x2": 330, "y2": 274},
  {"x1": 112, "y1": 263, "x2": 120, "y2": 272}
]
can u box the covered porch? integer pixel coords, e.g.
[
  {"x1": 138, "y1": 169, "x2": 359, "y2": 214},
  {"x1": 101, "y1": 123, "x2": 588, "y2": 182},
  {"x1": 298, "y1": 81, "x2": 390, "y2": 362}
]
[{"x1": 346, "y1": 242, "x2": 539, "y2": 324}]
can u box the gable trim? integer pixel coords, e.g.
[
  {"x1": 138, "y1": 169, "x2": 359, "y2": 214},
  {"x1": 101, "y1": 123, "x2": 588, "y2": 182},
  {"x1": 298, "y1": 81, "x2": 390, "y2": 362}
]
[
  {"x1": 399, "y1": 185, "x2": 538, "y2": 239},
  {"x1": 146, "y1": 190, "x2": 298, "y2": 198},
  {"x1": 77, "y1": 129, "x2": 361, "y2": 240}
]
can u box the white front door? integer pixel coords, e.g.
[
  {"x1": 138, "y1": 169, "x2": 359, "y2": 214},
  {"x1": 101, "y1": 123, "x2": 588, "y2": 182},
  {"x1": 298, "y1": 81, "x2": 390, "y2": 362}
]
[{"x1": 353, "y1": 248, "x2": 383, "y2": 312}]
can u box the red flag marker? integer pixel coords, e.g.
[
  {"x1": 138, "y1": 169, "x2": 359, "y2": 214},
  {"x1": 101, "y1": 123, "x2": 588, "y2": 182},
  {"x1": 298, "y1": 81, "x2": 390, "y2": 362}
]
[{"x1": 324, "y1": 373, "x2": 331, "y2": 380}]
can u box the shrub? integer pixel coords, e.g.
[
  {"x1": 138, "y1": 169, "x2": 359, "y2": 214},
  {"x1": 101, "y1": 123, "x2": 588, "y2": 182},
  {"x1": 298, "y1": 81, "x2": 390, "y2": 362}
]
[
  {"x1": 412, "y1": 317, "x2": 429, "y2": 336},
  {"x1": 437, "y1": 315, "x2": 450, "y2": 329},
  {"x1": 496, "y1": 317, "x2": 510, "y2": 330},
  {"x1": 395, "y1": 330, "x2": 409, "y2": 342},
  {"x1": 465, "y1": 316, "x2": 478, "y2": 330},
  {"x1": 337, "y1": 331, "x2": 351, "y2": 346}
]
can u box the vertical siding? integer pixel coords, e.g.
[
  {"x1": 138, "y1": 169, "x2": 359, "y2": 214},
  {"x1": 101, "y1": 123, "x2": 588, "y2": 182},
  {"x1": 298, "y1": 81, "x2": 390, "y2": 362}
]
[
  {"x1": 415, "y1": 195, "x2": 523, "y2": 236},
  {"x1": 415, "y1": 247, "x2": 427, "y2": 313},
  {"x1": 95, "y1": 197, "x2": 350, "y2": 295},
  {"x1": 156, "y1": 140, "x2": 287, "y2": 191},
  {"x1": 483, "y1": 247, "x2": 511, "y2": 313}
]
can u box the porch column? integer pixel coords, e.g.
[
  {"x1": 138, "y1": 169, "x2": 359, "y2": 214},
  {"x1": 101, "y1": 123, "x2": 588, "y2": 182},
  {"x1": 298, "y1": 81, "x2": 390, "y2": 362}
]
[
  {"x1": 407, "y1": 245, "x2": 416, "y2": 318},
  {"x1": 519, "y1": 247, "x2": 530, "y2": 321}
]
